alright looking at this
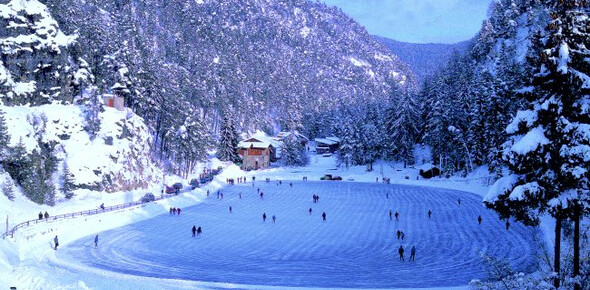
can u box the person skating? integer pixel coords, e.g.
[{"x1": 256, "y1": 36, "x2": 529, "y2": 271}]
[
  {"x1": 229, "y1": 206, "x2": 233, "y2": 213},
  {"x1": 398, "y1": 245, "x2": 404, "y2": 261},
  {"x1": 94, "y1": 234, "x2": 99, "y2": 248},
  {"x1": 192, "y1": 225, "x2": 197, "y2": 237},
  {"x1": 457, "y1": 198, "x2": 461, "y2": 205},
  {"x1": 322, "y1": 212, "x2": 326, "y2": 222},
  {"x1": 428, "y1": 210, "x2": 432, "y2": 218},
  {"x1": 389, "y1": 210, "x2": 392, "y2": 221},
  {"x1": 410, "y1": 246, "x2": 416, "y2": 261},
  {"x1": 396, "y1": 230, "x2": 401, "y2": 240},
  {"x1": 401, "y1": 231, "x2": 405, "y2": 241},
  {"x1": 263, "y1": 213, "x2": 267, "y2": 222},
  {"x1": 260, "y1": 191, "x2": 264, "y2": 199},
  {"x1": 478, "y1": 215, "x2": 482, "y2": 225},
  {"x1": 197, "y1": 226, "x2": 202, "y2": 236},
  {"x1": 506, "y1": 220, "x2": 510, "y2": 230},
  {"x1": 394, "y1": 211, "x2": 399, "y2": 222},
  {"x1": 54, "y1": 235, "x2": 59, "y2": 250},
  {"x1": 272, "y1": 215, "x2": 276, "y2": 223},
  {"x1": 309, "y1": 207, "x2": 312, "y2": 215}
]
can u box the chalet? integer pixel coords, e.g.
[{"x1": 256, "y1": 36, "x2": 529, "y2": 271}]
[
  {"x1": 103, "y1": 94, "x2": 125, "y2": 111},
  {"x1": 314, "y1": 136, "x2": 340, "y2": 153},
  {"x1": 237, "y1": 138, "x2": 276, "y2": 170}
]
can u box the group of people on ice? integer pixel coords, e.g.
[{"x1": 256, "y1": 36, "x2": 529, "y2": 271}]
[{"x1": 169, "y1": 207, "x2": 182, "y2": 215}]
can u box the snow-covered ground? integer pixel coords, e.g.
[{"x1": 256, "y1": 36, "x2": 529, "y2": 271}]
[{"x1": 0, "y1": 155, "x2": 541, "y2": 289}]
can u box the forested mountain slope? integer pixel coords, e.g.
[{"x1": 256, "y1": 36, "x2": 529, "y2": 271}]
[
  {"x1": 375, "y1": 36, "x2": 470, "y2": 83},
  {"x1": 43, "y1": 0, "x2": 414, "y2": 134}
]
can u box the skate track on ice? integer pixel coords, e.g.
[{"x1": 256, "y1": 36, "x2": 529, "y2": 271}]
[{"x1": 61, "y1": 182, "x2": 538, "y2": 288}]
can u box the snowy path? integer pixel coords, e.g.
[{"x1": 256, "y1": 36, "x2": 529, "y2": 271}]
[{"x1": 60, "y1": 182, "x2": 538, "y2": 288}]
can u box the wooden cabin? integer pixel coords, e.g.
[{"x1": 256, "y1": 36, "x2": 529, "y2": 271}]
[
  {"x1": 237, "y1": 138, "x2": 276, "y2": 170},
  {"x1": 103, "y1": 94, "x2": 125, "y2": 111}
]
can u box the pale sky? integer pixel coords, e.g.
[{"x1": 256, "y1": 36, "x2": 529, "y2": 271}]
[{"x1": 321, "y1": 0, "x2": 494, "y2": 44}]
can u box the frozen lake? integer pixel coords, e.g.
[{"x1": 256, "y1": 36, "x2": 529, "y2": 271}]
[{"x1": 62, "y1": 181, "x2": 539, "y2": 288}]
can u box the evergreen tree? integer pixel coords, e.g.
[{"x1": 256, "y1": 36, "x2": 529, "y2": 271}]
[
  {"x1": 61, "y1": 162, "x2": 75, "y2": 199},
  {"x1": 385, "y1": 90, "x2": 418, "y2": 167},
  {"x1": 2, "y1": 175, "x2": 15, "y2": 201},
  {"x1": 282, "y1": 132, "x2": 308, "y2": 166},
  {"x1": 218, "y1": 114, "x2": 240, "y2": 163},
  {"x1": 0, "y1": 109, "x2": 9, "y2": 159},
  {"x1": 485, "y1": 2, "x2": 590, "y2": 288}
]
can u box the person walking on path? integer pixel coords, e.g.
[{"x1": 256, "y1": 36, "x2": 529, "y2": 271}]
[
  {"x1": 263, "y1": 213, "x2": 267, "y2": 222},
  {"x1": 410, "y1": 246, "x2": 416, "y2": 261},
  {"x1": 94, "y1": 234, "x2": 99, "y2": 248},
  {"x1": 44, "y1": 211, "x2": 49, "y2": 219},
  {"x1": 394, "y1": 211, "x2": 399, "y2": 221},
  {"x1": 192, "y1": 225, "x2": 197, "y2": 237},
  {"x1": 39, "y1": 212, "x2": 43, "y2": 220},
  {"x1": 428, "y1": 210, "x2": 432, "y2": 218},
  {"x1": 398, "y1": 245, "x2": 405, "y2": 261},
  {"x1": 478, "y1": 215, "x2": 482, "y2": 225},
  {"x1": 54, "y1": 235, "x2": 59, "y2": 250},
  {"x1": 197, "y1": 226, "x2": 202, "y2": 236},
  {"x1": 272, "y1": 215, "x2": 276, "y2": 223},
  {"x1": 322, "y1": 212, "x2": 327, "y2": 222},
  {"x1": 389, "y1": 210, "x2": 392, "y2": 221}
]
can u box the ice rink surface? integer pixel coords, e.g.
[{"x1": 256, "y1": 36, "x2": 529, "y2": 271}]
[{"x1": 62, "y1": 181, "x2": 539, "y2": 288}]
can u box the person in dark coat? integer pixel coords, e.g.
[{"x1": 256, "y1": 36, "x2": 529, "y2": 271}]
[
  {"x1": 260, "y1": 192, "x2": 264, "y2": 199},
  {"x1": 394, "y1": 211, "x2": 399, "y2": 221},
  {"x1": 272, "y1": 215, "x2": 276, "y2": 223},
  {"x1": 94, "y1": 234, "x2": 99, "y2": 248},
  {"x1": 44, "y1": 211, "x2": 49, "y2": 219},
  {"x1": 263, "y1": 213, "x2": 267, "y2": 222},
  {"x1": 39, "y1": 212, "x2": 43, "y2": 220},
  {"x1": 396, "y1": 230, "x2": 401, "y2": 240},
  {"x1": 506, "y1": 220, "x2": 510, "y2": 230},
  {"x1": 177, "y1": 208, "x2": 181, "y2": 215},
  {"x1": 478, "y1": 215, "x2": 482, "y2": 225},
  {"x1": 398, "y1": 245, "x2": 404, "y2": 261},
  {"x1": 54, "y1": 235, "x2": 59, "y2": 250},
  {"x1": 197, "y1": 226, "x2": 202, "y2": 236},
  {"x1": 229, "y1": 206, "x2": 233, "y2": 213},
  {"x1": 401, "y1": 231, "x2": 405, "y2": 241},
  {"x1": 389, "y1": 210, "x2": 392, "y2": 221},
  {"x1": 309, "y1": 208, "x2": 312, "y2": 215},
  {"x1": 428, "y1": 210, "x2": 432, "y2": 218},
  {"x1": 192, "y1": 225, "x2": 197, "y2": 237},
  {"x1": 410, "y1": 246, "x2": 416, "y2": 261},
  {"x1": 322, "y1": 212, "x2": 326, "y2": 222}
]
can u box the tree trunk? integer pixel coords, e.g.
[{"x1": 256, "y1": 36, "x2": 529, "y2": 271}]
[
  {"x1": 554, "y1": 215, "x2": 562, "y2": 288},
  {"x1": 573, "y1": 208, "x2": 580, "y2": 290}
]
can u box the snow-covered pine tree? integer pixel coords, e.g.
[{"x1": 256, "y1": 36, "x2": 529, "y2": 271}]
[
  {"x1": 61, "y1": 162, "x2": 75, "y2": 199},
  {"x1": 218, "y1": 114, "x2": 240, "y2": 163},
  {"x1": 485, "y1": 2, "x2": 590, "y2": 288},
  {"x1": 282, "y1": 132, "x2": 308, "y2": 166},
  {"x1": 83, "y1": 87, "x2": 103, "y2": 140},
  {"x1": 0, "y1": 109, "x2": 9, "y2": 159},
  {"x1": 2, "y1": 175, "x2": 15, "y2": 201},
  {"x1": 385, "y1": 90, "x2": 418, "y2": 167}
]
